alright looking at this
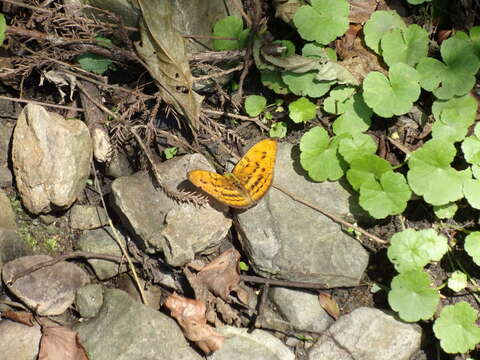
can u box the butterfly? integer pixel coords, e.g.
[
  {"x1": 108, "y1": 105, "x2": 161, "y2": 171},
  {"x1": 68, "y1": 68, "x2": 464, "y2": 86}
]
[{"x1": 188, "y1": 139, "x2": 277, "y2": 208}]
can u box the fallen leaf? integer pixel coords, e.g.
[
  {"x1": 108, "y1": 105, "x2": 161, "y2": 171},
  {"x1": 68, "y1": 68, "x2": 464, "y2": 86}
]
[
  {"x1": 318, "y1": 292, "x2": 340, "y2": 320},
  {"x1": 197, "y1": 248, "x2": 241, "y2": 302},
  {"x1": 1, "y1": 310, "x2": 34, "y2": 326},
  {"x1": 38, "y1": 325, "x2": 89, "y2": 360},
  {"x1": 165, "y1": 292, "x2": 224, "y2": 354},
  {"x1": 348, "y1": 0, "x2": 378, "y2": 24}
]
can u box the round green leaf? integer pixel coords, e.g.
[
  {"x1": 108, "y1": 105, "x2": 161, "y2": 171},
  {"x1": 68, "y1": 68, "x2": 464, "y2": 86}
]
[
  {"x1": 464, "y1": 179, "x2": 480, "y2": 209},
  {"x1": 0, "y1": 13, "x2": 6, "y2": 45},
  {"x1": 260, "y1": 71, "x2": 289, "y2": 95},
  {"x1": 293, "y1": 0, "x2": 349, "y2": 45},
  {"x1": 433, "y1": 203, "x2": 458, "y2": 219},
  {"x1": 363, "y1": 63, "x2": 420, "y2": 118},
  {"x1": 269, "y1": 122, "x2": 287, "y2": 139},
  {"x1": 433, "y1": 302, "x2": 480, "y2": 354},
  {"x1": 338, "y1": 133, "x2": 377, "y2": 163},
  {"x1": 388, "y1": 270, "x2": 440, "y2": 322},
  {"x1": 381, "y1": 24, "x2": 429, "y2": 67},
  {"x1": 282, "y1": 71, "x2": 332, "y2": 98},
  {"x1": 77, "y1": 54, "x2": 113, "y2": 74},
  {"x1": 346, "y1": 154, "x2": 392, "y2": 191},
  {"x1": 388, "y1": 229, "x2": 431, "y2": 272},
  {"x1": 288, "y1": 97, "x2": 316, "y2": 123},
  {"x1": 363, "y1": 10, "x2": 406, "y2": 54},
  {"x1": 323, "y1": 86, "x2": 356, "y2": 115},
  {"x1": 213, "y1": 16, "x2": 249, "y2": 50},
  {"x1": 245, "y1": 95, "x2": 267, "y2": 117},
  {"x1": 465, "y1": 232, "x2": 480, "y2": 266},
  {"x1": 447, "y1": 271, "x2": 467, "y2": 293}
]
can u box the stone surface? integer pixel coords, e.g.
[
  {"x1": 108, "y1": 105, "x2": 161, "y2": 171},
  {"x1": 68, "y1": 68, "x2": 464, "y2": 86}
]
[
  {"x1": 111, "y1": 154, "x2": 232, "y2": 266},
  {"x1": 77, "y1": 227, "x2": 127, "y2": 280},
  {"x1": 70, "y1": 204, "x2": 109, "y2": 229},
  {"x1": 236, "y1": 142, "x2": 368, "y2": 287},
  {"x1": 0, "y1": 165, "x2": 13, "y2": 188},
  {"x1": 0, "y1": 228, "x2": 30, "y2": 271},
  {"x1": 75, "y1": 288, "x2": 203, "y2": 360},
  {"x1": 0, "y1": 320, "x2": 42, "y2": 360},
  {"x1": 2, "y1": 255, "x2": 90, "y2": 315},
  {"x1": 0, "y1": 121, "x2": 13, "y2": 166},
  {"x1": 117, "y1": 273, "x2": 164, "y2": 309},
  {"x1": 308, "y1": 307, "x2": 422, "y2": 360},
  {"x1": 207, "y1": 326, "x2": 295, "y2": 360},
  {"x1": 12, "y1": 103, "x2": 92, "y2": 214},
  {"x1": 0, "y1": 189, "x2": 16, "y2": 230},
  {"x1": 76, "y1": 283, "x2": 104, "y2": 319},
  {"x1": 260, "y1": 287, "x2": 333, "y2": 333},
  {"x1": 105, "y1": 150, "x2": 133, "y2": 178}
]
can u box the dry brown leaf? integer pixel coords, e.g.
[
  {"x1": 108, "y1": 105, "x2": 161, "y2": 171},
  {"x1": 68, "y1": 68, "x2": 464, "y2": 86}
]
[
  {"x1": 38, "y1": 325, "x2": 89, "y2": 360},
  {"x1": 348, "y1": 0, "x2": 378, "y2": 24},
  {"x1": 318, "y1": 292, "x2": 340, "y2": 320},
  {"x1": 197, "y1": 248, "x2": 241, "y2": 302},
  {"x1": 165, "y1": 292, "x2": 224, "y2": 354},
  {"x1": 2, "y1": 310, "x2": 34, "y2": 326}
]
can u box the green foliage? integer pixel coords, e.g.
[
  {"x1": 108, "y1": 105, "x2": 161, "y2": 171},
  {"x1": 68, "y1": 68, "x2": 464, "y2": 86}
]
[
  {"x1": 293, "y1": 0, "x2": 349, "y2": 45},
  {"x1": 447, "y1": 271, "x2": 467, "y2": 292},
  {"x1": 462, "y1": 123, "x2": 480, "y2": 165},
  {"x1": 338, "y1": 133, "x2": 377, "y2": 163},
  {"x1": 300, "y1": 127, "x2": 347, "y2": 181},
  {"x1": 282, "y1": 71, "x2": 332, "y2": 98},
  {"x1": 363, "y1": 11, "x2": 406, "y2": 54},
  {"x1": 416, "y1": 32, "x2": 480, "y2": 100},
  {"x1": 0, "y1": 13, "x2": 6, "y2": 45},
  {"x1": 260, "y1": 71, "x2": 289, "y2": 95},
  {"x1": 433, "y1": 302, "x2": 480, "y2": 354},
  {"x1": 407, "y1": 0, "x2": 432, "y2": 4},
  {"x1": 433, "y1": 203, "x2": 458, "y2": 219},
  {"x1": 362, "y1": 63, "x2": 420, "y2": 118},
  {"x1": 471, "y1": 26, "x2": 480, "y2": 57},
  {"x1": 212, "y1": 16, "x2": 249, "y2": 51},
  {"x1": 464, "y1": 179, "x2": 480, "y2": 209},
  {"x1": 77, "y1": 53, "x2": 114, "y2": 74},
  {"x1": 388, "y1": 269, "x2": 440, "y2": 322},
  {"x1": 407, "y1": 140, "x2": 472, "y2": 206},
  {"x1": 163, "y1": 147, "x2": 178, "y2": 160},
  {"x1": 245, "y1": 95, "x2": 267, "y2": 117},
  {"x1": 346, "y1": 155, "x2": 392, "y2": 191},
  {"x1": 380, "y1": 24, "x2": 429, "y2": 67},
  {"x1": 464, "y1": 232, "x2": 480, "y2": 266},
  {"x1": 269, "y1": 122, "x2": 287, "y2": 138},
  {"x1": 288, "y1": 97, "x2": 316, "y2": 123}
]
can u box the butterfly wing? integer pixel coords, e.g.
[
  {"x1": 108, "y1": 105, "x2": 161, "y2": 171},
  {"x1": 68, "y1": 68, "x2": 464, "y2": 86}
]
[
  {"x1": 188, "y1": 170, "x2": 252, "y2": 208},
  {"x1": 232, "y1": 139, "x2": 277, "y2": 202}
]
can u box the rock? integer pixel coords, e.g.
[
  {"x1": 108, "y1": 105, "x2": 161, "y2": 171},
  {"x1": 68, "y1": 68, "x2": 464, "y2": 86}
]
[
  {"x1": 111, "y1": 154, "x2": 232, "y2": 266},
  {"x1": 0, "y1": 165, "x2": 13, "y2": 188},
  {"x1": 260, "y1": 287, "x2": 333, "y2": 333},
  {"x1": 207, "y1": 326, "x2": 295, "y2": 360},
  {"x1": 0, "y1": 320, "x2": 42, "y2": 360},
  {"x1": 236, "y1": 142, "x2": 368, "y2": 287},
  {"x1": 0, "y1": 121, "x2": 13, "y2": 166},
  {"x1": 0, "y1": 229, "x2": 30, "y2": 271},
  {"x1": 105, "y1": 150, "x2": 133, "y2": 178},
  {"x1": 117, "y1": 273, "x2": 164, "y2": 309},
  {"x1": 12, "y1": 104, "x2": 92, "y2": 214},
  {"x1": 75, "y1": 284, "x2": 104, "y2": 319},
  {"x1": 2, "y1": 255, "x2": 90, "y2": 315},
  {"x1": 75, "y1": 288, "x2": 203, "y2": 360},
  {"x1": 77, "y1": 227, "x2": 127, "y2": 280},
  {"x1": 308, "y1": 307, "x2": 422, "y2": 360},
  {"x1": 70, "y1": 204, "x2": 109, "y2": 230},
  {"x1": 0, "y1": 190, "x2": 16, "y2": 230}
]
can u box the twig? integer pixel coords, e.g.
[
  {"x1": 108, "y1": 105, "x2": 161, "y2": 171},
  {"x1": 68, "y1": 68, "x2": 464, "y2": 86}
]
[
  {"x1": 0, "y1": 95, "x2": 84, "y2": 112},
  {"x1": 203, "y1": 109, "x2": 269, "y2": 131},
  {"x1": 241, "y1": 275, "x2": 332, "y2": 290},
  {"x1": 193, "y1": 64, "x2": 244, "y2": 80},
  {"x1": 272, "y1": 184, "x2": 388, "y2": 244},
  {"x1": 76, "y1": 81, "x2": 121, "y2": 121},
  {"x1": 387, "y1": 136, "x2": 411, "y2": 155}
]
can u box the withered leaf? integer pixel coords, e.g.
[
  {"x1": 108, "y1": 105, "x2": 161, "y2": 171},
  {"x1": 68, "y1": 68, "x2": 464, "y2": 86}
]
[
  {"x1": 197, "y1": 248, "x2": 241, "y2": 302},
  {"x1": 38, "y1": 325, "x2": 89, "y2": 360},
  {"x1": 165, "y1": 292, "x2": 224, "y2": 354},
  {"x1": 135, "y1": 0, "x2": 203, "y2": 130},
  {"x1": 318, "y1": 292, "x2": 340, "y2": 320},
  {"x1": 348, "y1": 0, "x2": 378, "y2": 24},
  {"x1": 1, "y1": 310, "x2": 34, "y2": 326}
]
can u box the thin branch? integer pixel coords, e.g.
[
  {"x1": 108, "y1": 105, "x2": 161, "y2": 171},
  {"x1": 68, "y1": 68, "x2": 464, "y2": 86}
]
[{"x1": 0, "y1": 95, "x2": 84, "y2": 112}]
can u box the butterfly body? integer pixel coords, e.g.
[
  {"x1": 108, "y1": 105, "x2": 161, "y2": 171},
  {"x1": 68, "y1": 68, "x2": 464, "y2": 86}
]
[{"x1": 188, "y1": 139, "x2": 277, "y2": 208}]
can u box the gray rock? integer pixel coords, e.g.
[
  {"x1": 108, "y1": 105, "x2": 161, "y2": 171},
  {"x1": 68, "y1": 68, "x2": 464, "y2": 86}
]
[
  {"x1": 12, "y1": 103, "x2": 92, "y2": 214},
  {"x1": 111, "y1": 154, "x2": 232, "y2": 266},
  {"x1": 0, "y1": 228, "x2": 30, "y2": 271},
  {"x1": 0, "y1": 320, "x2": 42, "y2": 360},
  {"x1": 77, "y1": 227, "x2": 127, "y2": 280},
  {"x1": 2, "y1": 255, "x2": 90, "y2": 315},
  {"x1": 117, "y1": 273, "x2": 164, "y2": 309},
  {"x1": 236, "y1": 142, "x2": 368, "y2": 287},
  {"x1": 260, "y1": 287, "x2": 333, "y2": 333},
  {"x1": 75, "y1": 288, "x2": 203, "y2": 360},
  {"x1": 0, "y1": 165, "x2": 13, "y2": 188},
  {"x1": 0, "y1": 121, "x2": 13, "y2": 167},
  {"x1": 105, "y1": 150, "x2": 133, "y2": 178},
  {"x1": 207, "y1": 326, "x2": 295, "y2": 360},
  {"x1": 70, "y1": 204, "x2": 109, "y2": 230},
  {"x1": 0, "y1": 190, "x2": 16, "y2": 230},
  {"x1": 308, "y1": 307, "x2": 422, "y2": 360},
  {"x1": 76, "y1": 283, "x2": 104, "y2": 318}
]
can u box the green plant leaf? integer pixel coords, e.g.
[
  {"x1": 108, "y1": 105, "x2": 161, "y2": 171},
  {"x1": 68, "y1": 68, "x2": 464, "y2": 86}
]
[
  {"x1": 163, "y1": 147, "x2": 178, "y2": 160},
  {"x1": 288, "y1": 97, "x2": 316, "y2": 123},
  {"x1": 388, "y1": 270, "x2": 440, "y2": 322},
  {"x1": 293, "y1": 0, "x2": 349, "y2": 45},
  {"x1": 433, "y1": 302, "x2": 480, "y2": 354},
  {"x1": 470, "y1": 26, "x2": 480, "y2": 58},
  {"x1": 381, "y1": 24, "x2": 429, "y2": 67},
  {"x1": 465, "y1": 232, "x2": 480, "y2": 266},
  {"x1": 0, "y1": 13, "x2": 6, "y2": 45},
  {"x1": 462, "y1": 123, "x2": 480, "y2": 165},
  {"x1": 282, "y1": 71, "x2": 332, "y2": 98},
  {"x1": 448, "y1": 271, "x2": 467, "y2": 293},
  {"x1": 362, "y1": 63, "x2": 420, "y2": 118},
  {"x1": 269, "y1": 122, "x2": 287, "y2": 138},
  {"x1": 407, "y1": 0, "x2": 432, "y2": 4},
  {"x1": 300, "y1": 127, "x2": 347, "y2": 181},
  {"x1": 245, "y1": 95, "x2": 267, "y2": 117},
  {"x1": 464, "y1": 179, "x2": 480, "y2": 209},
  {"x1": 346, "y1": 154, "x2": 392, "y2": 191},
  {"x1": 473, "y1": 164, "x2": 480, "y2": 179},
  {"x1": 212, "y1": 16, "x2": 249, "y2": 51},
  {"x1": 338, "y1": 133, "x2": 377, "y2": 163},
  {"x1": 359, "y1": 171, "x2": 411, "y2": 219},
  {"x1": 433, "y1": 203, "x2": 458, "y2": 219},
  {"x1": 95, "y1": 36, "x2": 113, "y2": 47},
  {"x1": 77, "y1": 53, "x2": 113, "y2": 74},
  {"x1": 407, "y1": 140, "x2": 472, "y2": 206},
  {"x1": 363, "y1": 10, "x2": 406, "y2": 54},
  {"x1": 416, "y1": 32, "x2": 480, "y2": 99},
  {"x1": 260, "y1": 71, "x2": 289, "y2": 95},
  {"x1": 323, "y1": 86, "x2": 356, "y2": 114}
]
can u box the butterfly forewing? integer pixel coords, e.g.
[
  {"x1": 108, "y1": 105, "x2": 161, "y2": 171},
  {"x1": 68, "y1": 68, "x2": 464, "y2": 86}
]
[{"x1": 232, "y1": 139, "x2": 277, "y2": 202}]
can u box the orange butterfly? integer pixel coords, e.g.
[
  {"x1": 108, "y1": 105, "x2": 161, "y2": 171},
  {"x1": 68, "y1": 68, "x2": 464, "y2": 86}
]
[{"x1": 188, "y1": 139, "x2": 277, "y2": 208}]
